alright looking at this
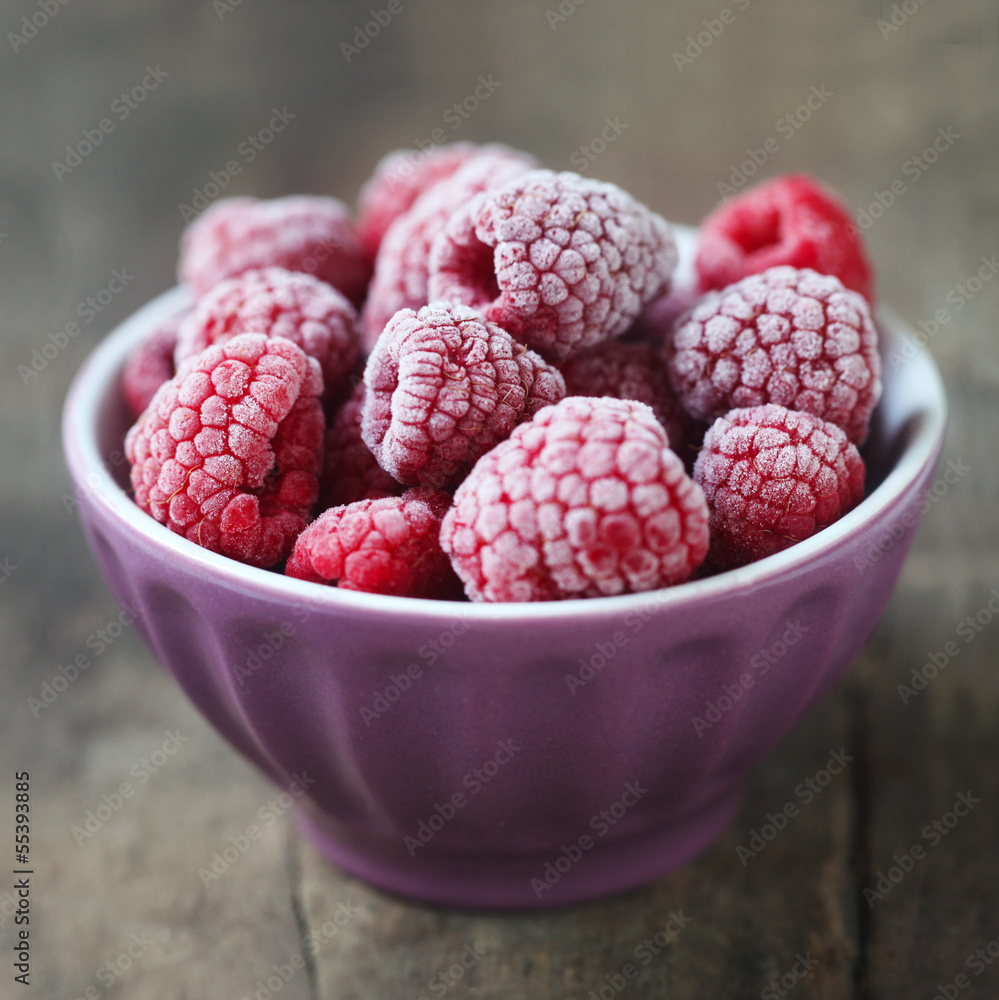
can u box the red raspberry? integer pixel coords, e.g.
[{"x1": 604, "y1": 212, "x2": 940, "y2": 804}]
[
  {"x1": 559, "y1": 341, "x2": 695, "y2": 457},
  {"x1": 693, "y1": 404, "x2": 865, "y2": 569},
  {"x1": 122, "y1": 311, "x2": 185, "y2": 419},
  {"x1": 179, "y1": 195, "x2": 371, "y2": 304},
  {"x1": 125, "y1": 334, "x2": 325, "y2": 568},
  {"x1": 319, "y1": 382, "x2": 403, "y2": 508},
  {"x1": 362, "y1": 302, "x2": 565, "y2": 490},
  {"x1": 174, "y1": 268, "x2": 360, "y2": 404},
  {"x1": 285, "y1": 488, "x2": 458, "y2": 598},
  {"x1": 356, "y1": 142, "x2": 483, "y2": 258},
  {"x1": 428, "y1": 170, "x2": 677, "y2": 362},
  {"x1": 361, "y1": 148, "x2": 535, "y2": 350},
  {"x1": 666, "y1": 266, "x2": 881, "y2": 444},
  {"x1": 696, "y1": 175, "x2": 874, "y2": 302},
  {"x1": 440, "y1": 397, "x2": 709, "y2": 602}
]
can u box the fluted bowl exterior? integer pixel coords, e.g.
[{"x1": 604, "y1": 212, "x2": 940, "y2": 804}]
[{"x1": 62, "y1": 245, "x2": 946, "y2": 909}]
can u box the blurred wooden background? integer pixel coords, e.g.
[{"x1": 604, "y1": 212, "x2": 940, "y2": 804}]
[{"x1": 0, "y1": 1, "x2": 997, "y2": 996}]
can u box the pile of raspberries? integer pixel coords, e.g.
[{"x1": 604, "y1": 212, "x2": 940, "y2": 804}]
[{"x1": 123, "y1": 149, "x2": 880, "y2": 602}]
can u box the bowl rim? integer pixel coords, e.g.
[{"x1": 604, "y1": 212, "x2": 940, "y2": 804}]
[{"x1": 63, "y1": 284, "x2": 947, "y2": 624}]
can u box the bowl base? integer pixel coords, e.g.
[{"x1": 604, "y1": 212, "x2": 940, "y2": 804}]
[{"x1": 294, "y1": 785, "x2": 744, "y2": 910}]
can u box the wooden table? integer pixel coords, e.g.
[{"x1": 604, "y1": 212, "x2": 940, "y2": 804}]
[{"x1": 1, "y1": 2, "x2": 996, "y2": 996}]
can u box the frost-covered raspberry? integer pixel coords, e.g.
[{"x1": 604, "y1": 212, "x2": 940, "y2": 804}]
[
  {"x1": 286, "y1": 488, "x2": 458, "y2": 598},
  {"x1": 362, "y1": 302, "x2": 565, "y2": 490},
  {"x1": 667, "y1": 266, "x2": 881, "y2": 444},
  {"x1": 362, "y1": 148, "x2": 536, "y2": 349},
  {"x1": 319, "y1": 382, "x2": 403, "y2": 508},
  {"x1": 440, "y1": 397, "x2": 709, "y2": 602},
  {"x1": 559, "y1": 341, "x2": 694, "y2": 456},
  {"x1": 356, "y1": 142, "x2": 484, "y2": 258},
  {"x1": 123, "y1": 311, "x2": 186, "y2": 419},
  {"x1": 179, "y1": 195, "x2": 371, "y2": 304},
  {"x1": 693, "y1": 404, "x2": 865, "y2": 569},
  {"x1": 697, "y1": 175, "x2": 874, "y2": 303},
  {"x1": 174, "y1": 268, "x2": 360, "y2": 404},
  {"x1": 428, "y1": 170, "x2": 677, "y2": 362},
  {"x1": 126, "y1": 334, "x2": 324, "y2": 568}
]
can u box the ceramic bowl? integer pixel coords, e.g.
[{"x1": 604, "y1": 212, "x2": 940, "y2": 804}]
[{"x1": 62, "y1": 235, "x2": 946, "y2": 908}]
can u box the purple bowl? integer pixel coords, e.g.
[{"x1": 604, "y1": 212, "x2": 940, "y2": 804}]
[{"x1": 62, "y1": 237, "x2": 946, "y2": 909}]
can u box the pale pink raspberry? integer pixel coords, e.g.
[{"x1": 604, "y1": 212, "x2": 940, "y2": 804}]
[
  {"x1": 356, "y1": 142, "x2": 484, "y2": 258},
  {"x1": 667, "y1": 266, "x2": 881, "y2": 444},
  {"x1": 428, "y1": 169, "x2": 677, "y2": 362},
  {"x1": 125, "y1": 334, "x2": 324, "y2": 568},
  {"x1": 174, "y1": 268, "x2": 360, "y2": 404},
  {"x1": 361, "y1": 148, "x2": 537, "y2": 349},
  {"x1": 179, "y1": 195, "x2": 371, "y2": 304},
  {"x1": 362, "y1": 302, "x2": 566, "y2": 489},
  {"x1": 440, "y1": 396, "x2": 709, "y2": 602}
]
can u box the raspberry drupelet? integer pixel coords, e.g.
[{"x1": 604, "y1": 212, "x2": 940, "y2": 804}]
[
  {"x1": 559, "y1": 340, "x2": 695, "y2": 457},
  {"x1": 361, "y1": 147, "x2": 536, "y2": 349},
  {"x1": 286, "y1": 488, "x2": 459, "y2": 598},
  {"x1": 693, "y1": 403, "x2": 865, "y2": 569},
  {"x1": 174, "y1": 267, "x2": 360, "y2": 404},
  {"x1": 356, "y1": 142, "x2": 486, "y2": 259},
  {"x1": 428, "y1": 169, "x2": 677, "y2": 362},
  {"x1": 666, "y1": 266, "x2": 881, "y2": 444},
  {"x1": 362, "y1": 302, "x2": 566, "y2": 490},
  {"x1": 122, "y1": 310, "x2": 186, "y2": 419},
  {"x1": 126, "y1": 333, "x2": 325, "y2": 568},
  {"x1": 440, "y1": 396, "x2": 709, "y2": 602},
  {"x1": 696, "y1": 175, "x2": 874, "y2": 302},
  {"x1": 319, "y1": 382, "x2": 403, "y2": 508},
  {"x1": 179, "y1": 195, "x2": 371, "y2": 304}
]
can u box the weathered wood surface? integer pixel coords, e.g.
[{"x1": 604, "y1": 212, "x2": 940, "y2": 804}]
[{"x1": 1, "y1": 1, "x2": 997, "y2": 997}]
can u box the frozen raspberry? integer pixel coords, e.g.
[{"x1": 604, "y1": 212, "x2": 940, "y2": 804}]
[
  {"x1": 440, "y1": 397, "x2": 709, "y2": 602},
  {"x1": 362, "y1": 148, "x2": 536, "y2": 349},
  {"x1": 174, "y1": 268, "x2": 360, "y2": 404},
  {"x1": 559, "y1": 341, "x2": 695, "y2": 457},
  {"x1": 363, "y1": 302, "x2": 565, "y2": 490},
  {"x1": 122, "y1": 311, "x2": 186, "y2": 419},
  {"x1": 696, "y1": 175, "x2": 874, "y2": 302},
  {"x1": 179, "y1": 195, "x2": 371, "y2": 304},
  {"x1": 286, "y1": 488, "x2": 459, "y2": 598},
  {"x1": 428, "y1": 169, "x2": 677, "y2": 362},
  {"x1": 357, "y1": 142, "x2": 484, "y2": 258},
  {"x1": 666, "y1": 267, "x2": 881, "y2": 444},
  {"x1": 693, "y1": 404, "x2": 865, "y2": 569},
  {"x1": 320, "y1": 382, "x2": 403, "y2": 508},
  {"x1": 125, "y1": 334, "x2": 325, "y2": 569}
]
